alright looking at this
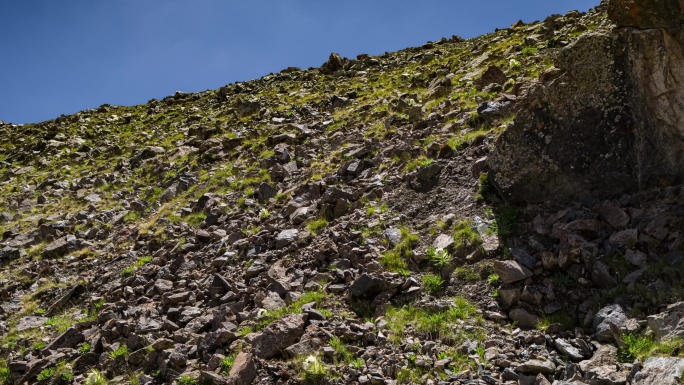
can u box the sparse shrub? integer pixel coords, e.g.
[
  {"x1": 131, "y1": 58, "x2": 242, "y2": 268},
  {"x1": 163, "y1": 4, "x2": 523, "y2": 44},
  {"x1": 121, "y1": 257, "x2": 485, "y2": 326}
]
[
  {"x1": 618, "y1": 333, "x2": 654, "y2": 362},
  {"x1": 0, "y1": 366, "x2": 11, "y2": 385},
  {"x1": 45, "y1": 316, "x2": 73, "y2": 334},
  {"x1": 109, "y1": 345, "x2": 128, "y2": 360},
  {"x1": 37, "y1": 367, "x2": 55, "y2": 381},
  {"x1": 453, "y1": 220, "x2": 482, "y2": 252},
  {"x1": 380, "y1": 228, "x2": 419, "y2": 274},
  {"x1": 258, "y1": 208, "x2": 270, "y2": 220},
  {"x1": 121, "y1": 266, "x2": 134, "y2": 277},
  {"x1": 422, "y1": 274, "x2": 445, "y2": 294},
  {"x1": 79, "y1": 342, "x2": 91, "y2": 353},
  {"x1": 488, "y1": 206, "x2": 518, "y2": 238},
  {"x1": 551, "y1": 272, "x2": 572, "y2": 290},
  {"x1": 134, "y1": 256, "x2": 153, "y2": 267},
  {"x1": 509, "y1": 58, "x2": 521, "y2": 71},
  {"x1": 329, "y1": 336, "x2": 354, "y2": 363},
  {"x1": 302, "y1": 355, "x2": 327, "y2": 384},
  {"x1": 221, "y1": 353, "x2": 236, "y2": 374},
  {"x1": 487, "y1": 274, "x2": 500, "y2": 285},
  {"x1": 426, "y1": 247, "x2": 453, "y2": 268},
  {"x1": 476, "y1": 172, "x2": 496, "y2": 202}
]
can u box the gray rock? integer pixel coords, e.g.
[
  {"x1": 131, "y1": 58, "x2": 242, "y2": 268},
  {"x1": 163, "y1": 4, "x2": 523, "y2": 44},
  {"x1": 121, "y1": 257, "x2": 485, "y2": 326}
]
[
  {"x1": 199, "y1": 371, "x2": 226, "y2": 385},
  {"x1": 432, "y1": 234, "x2": 454, "y2": 250},
  {"x1": 42, "y1": 237, "x2": 70, "y2": 259},
  {"x1": 593, "y1": 304, "x2": 628, "y2": 342},
  {"x1": 349, "y1": 274, "x2": 388, "y2": 299},
  {"x1": 416, "y1": 163, "x2": 442, "y2": 182},
  {"x1": 517, "y1": 359, "x2": 556, "y2": 375},
  {"x1": 83, "y1": 193, "x2": 102, "y2": 203},
  {"x1": 44, "y1": 327, "x2": 84, "y2": 350},
  {"x1": 554, "y1": 339, "x2": 585, "y2": 362},
  {"x1": 224, "y1": 353, "x2": 256, "y2": 385},
  {"x1": 633, "y1": 357, "x2": 684, "y2": 385},
  {"x1": 290, "y1": 206, "x2": 313, "y2": 225},
  {"x1": 250, "y1": 314, "x2": 306, "y2": 359},
  {"x1": 259, "y1": 291, "x2": 286, "y2": 311},
  {"x1": 597, "y1": 205, "x2": 630, "y2": 229},
  {"x1": 16, "y1": 316, "x2": 48, "y2": 332},
  {"x1": 493, "y1": 260, "x2": 533, "y2": 284},
  {"x1": 509, "y1": 308, "x2": 542, "y2": 329},
  {"x1": 383, "y1": 228, "x2": 402, "y2": 246},
  {"x1": 625, "y1": 249, "x2": 647, "y2": 266},
  {"x1": 608, "y1": 0, "x2": 683, "y2": 29},
  {"x1": 647, "y1": 302, "x2": 684, "y2": 340},
  {"x1": 579, "y1": 344, "x2": 618, "y2": 373},
  {"x1": 256, "y1": 182, "x2": 276, "y2": 203},
  {"x1": 488, "y1": 10, "x2": 684, "y2": 204},
  {"x1": 609, "y1": 229, "x2": 638, "y2": 246},
  {"x1": 275, "y1": 229, "x2": 299, "y2": 249}
]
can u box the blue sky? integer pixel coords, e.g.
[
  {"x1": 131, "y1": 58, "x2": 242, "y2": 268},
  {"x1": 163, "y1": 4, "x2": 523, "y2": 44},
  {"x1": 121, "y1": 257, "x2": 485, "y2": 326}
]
[{"x1": 0, "y1": 1, "x2": 599, "y2": 124}]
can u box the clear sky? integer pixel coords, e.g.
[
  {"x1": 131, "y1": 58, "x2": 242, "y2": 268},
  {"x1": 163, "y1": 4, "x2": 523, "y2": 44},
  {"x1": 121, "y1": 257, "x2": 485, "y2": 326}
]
[{"x1": 0, "y1": 0, "x2": 600, "y2": 124}]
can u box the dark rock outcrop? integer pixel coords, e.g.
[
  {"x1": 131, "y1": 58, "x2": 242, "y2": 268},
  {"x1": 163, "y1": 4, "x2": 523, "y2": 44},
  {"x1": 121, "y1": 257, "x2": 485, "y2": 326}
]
[{"x1": 489, "y1": 0, "x2": 684, "y2": 203}]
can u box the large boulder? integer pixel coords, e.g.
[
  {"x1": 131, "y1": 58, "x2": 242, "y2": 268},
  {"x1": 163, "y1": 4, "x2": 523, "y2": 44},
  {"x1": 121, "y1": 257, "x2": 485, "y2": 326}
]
[
  {"x1": 607, "y1": 0, "x2": 683, "y2": 29},
  {"x1": 633, "y1": 357, "x2": 684, "y2": 385},
  {"x1": 489, "y1": 0, "x2": 684, "y2": 203},
  {"x1": 250, "y1": 314, "x2": 306, "y2": 359}
]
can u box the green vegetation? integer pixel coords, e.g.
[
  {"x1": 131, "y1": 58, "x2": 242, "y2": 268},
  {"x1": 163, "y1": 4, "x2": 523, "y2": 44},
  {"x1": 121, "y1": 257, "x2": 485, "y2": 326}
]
[
  {"x1": 452, "y1": 219, "x2": 482, "y2": 254},
  {"x1": 85, "y1": 369, "x2": 108, "y2": 385},
  {"x1": 618, "y1": 334, "x2": 683, "y2": 363},
  {"x1": 489, "y1": 206, "x2": 518, "y2": 238},
  {"x1": 256, "y1": 291, "x2": 328, "y2": 330},
  {"x1": 221, "y1": 353, "x2": 237, "y2": 374},
  {"x1": 380, "y1": 227, "x2": 419, "y2": 274},
  {"x1": 422, "y1": 274, "x2": 445, "y2": 294},
  {"x1": 329, "y1": 336, "x2": 355, "y2": 364},
  {"x1": 476, "y1": 172, "x2": 496, "y2": 202},
  {"x1": 109, "y1": 345, "x2": 129, "y2": 360},
  {"x1": 302, "y1": 355, "x2": 327, "y2": 384},
  {"x1": 133, "y1": 256, "x2": 153, "y2": 267},
  {"x1": 487, "y1": 274, "x2": 500, "y2": 285},
  {"x1": 306, "y1": 218, "x2": 329, "y2": 235},
  {"x1": 37, "y1": 367, "x2": 55, "y2": 381},
  {"x1": 385, "y1": 298, "x2": 479, "y2": 343},
  {"x1": 426, "y1": 247, "x2": 453, "y2": 269},
  {"x1": 536, "y1": 313, "x2": 575, "y2": 332},
  {"x1": 45, "y1": 315, "x2": 74, "y2": 334},
  {"x1": 178, "y1": 375, "x2": 198, "y2": 385}
]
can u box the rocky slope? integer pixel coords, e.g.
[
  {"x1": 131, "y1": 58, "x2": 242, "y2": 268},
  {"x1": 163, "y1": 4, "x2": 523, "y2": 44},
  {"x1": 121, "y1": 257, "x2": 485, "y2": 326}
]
[{"x1": 1, "y1": 1, "x2": 684, "y2": 385}]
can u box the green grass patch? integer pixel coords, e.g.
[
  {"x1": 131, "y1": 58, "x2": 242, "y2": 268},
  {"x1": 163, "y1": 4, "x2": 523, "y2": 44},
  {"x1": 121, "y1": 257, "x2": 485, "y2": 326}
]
[
  {"x1": 109, "y1": 345, "x2": 128, "y2": 360},
  {"x1": 422, "y1": 274, "x2": 445, "y2": 294},
  {"x1": 385, "y1": 298, "x2": 478, "y2": 343},
  {"x1": 256, "y1": 291, "x2": 328, "y2": 330},
  {"x1": 306, "y1": 218, "x2": 329, "y2": 235},
  {"x1": 380, "y1": 228, "x2": 419, "y2": 274}
]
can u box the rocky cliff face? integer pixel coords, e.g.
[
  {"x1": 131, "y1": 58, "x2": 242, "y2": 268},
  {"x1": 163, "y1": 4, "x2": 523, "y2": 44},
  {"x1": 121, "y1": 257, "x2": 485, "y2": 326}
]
[
  {"x1": 2, "y1": 2, "x2": 684, "y2": 385},
  {"x1": 489, "y1": 0, "x2": 684, "y2": 203}
]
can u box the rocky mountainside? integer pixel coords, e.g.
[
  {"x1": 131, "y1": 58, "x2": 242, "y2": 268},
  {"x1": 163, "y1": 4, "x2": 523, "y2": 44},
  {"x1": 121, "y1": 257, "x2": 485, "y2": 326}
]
[{"x1": 1, "y1": 1, "x2": 683, "y2": 384}]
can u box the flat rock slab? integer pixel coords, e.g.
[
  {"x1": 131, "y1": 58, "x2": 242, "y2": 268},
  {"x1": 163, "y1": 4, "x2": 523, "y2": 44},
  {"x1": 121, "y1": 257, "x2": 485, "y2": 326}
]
[
  {"x1": 250, "y1": 314, "x2": 306, "y2": 359},
  {"x1": 634, "y1": 357, "x2": 684, "y2": 385},
  {"x1": 17, "y1": 316, "x2": 47, "y2": 332},
  {"x1": 517, "y1": 359, "x2": 556, "y2": 375},
  {"x1": 493, "y1": 260, "x2": 533, "y2": 284},
  {"x1": 275, "y1": 229, "x2": 299, "y2": 249},
  {"x1": 44, "y1": 327, "x2": 84, "y2": 350}
]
